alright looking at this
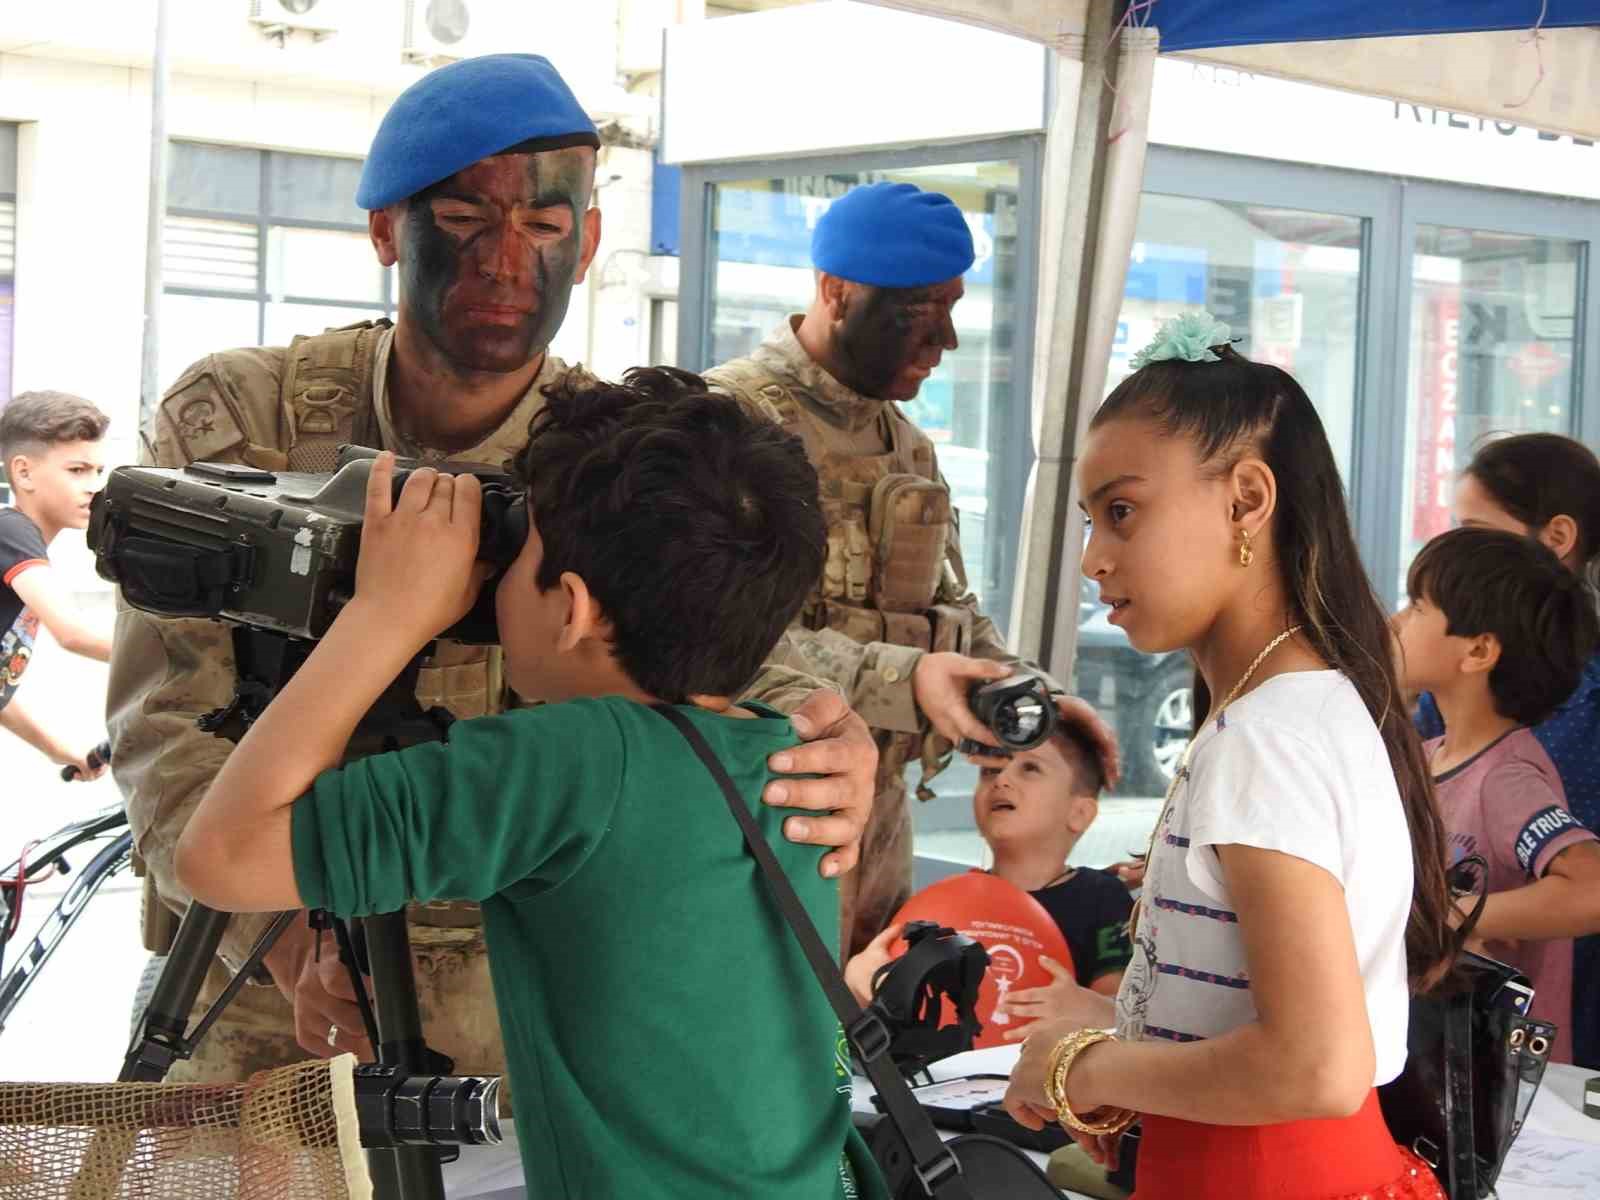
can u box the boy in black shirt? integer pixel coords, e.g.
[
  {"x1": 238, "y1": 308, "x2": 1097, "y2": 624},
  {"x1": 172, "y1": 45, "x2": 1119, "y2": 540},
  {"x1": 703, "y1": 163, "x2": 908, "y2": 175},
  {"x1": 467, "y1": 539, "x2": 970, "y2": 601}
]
[
  {"x1": 0, "y1": 390, "x2": 112, "y2": 778},
  {"x1": 846, "y1": 719, "x2": 1132, "y2": 1029}
]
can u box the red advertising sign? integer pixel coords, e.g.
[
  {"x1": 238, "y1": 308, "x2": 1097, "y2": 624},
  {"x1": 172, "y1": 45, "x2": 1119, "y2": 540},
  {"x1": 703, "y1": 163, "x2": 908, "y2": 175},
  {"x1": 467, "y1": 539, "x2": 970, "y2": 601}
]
[{"x1": 1412, "y1": 293, "x2": 1460, "y2": 544}]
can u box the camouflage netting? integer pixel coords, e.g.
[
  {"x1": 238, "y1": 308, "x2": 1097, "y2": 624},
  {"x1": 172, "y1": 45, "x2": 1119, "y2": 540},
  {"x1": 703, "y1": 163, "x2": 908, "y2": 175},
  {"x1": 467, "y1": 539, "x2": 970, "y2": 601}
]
[{"x1": 0, "y1": 1055, "x2": 370, "y2": 1200}]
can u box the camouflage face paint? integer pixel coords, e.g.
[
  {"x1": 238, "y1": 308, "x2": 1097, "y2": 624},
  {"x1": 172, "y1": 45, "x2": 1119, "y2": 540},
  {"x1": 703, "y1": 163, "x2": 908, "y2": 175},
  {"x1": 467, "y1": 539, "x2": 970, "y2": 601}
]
[
  {"x1": 400, "y1": 147, "x2": 595, "y2": 374},
  {"x1": 831, "y1": 278, "x2": 963, "y2": 402}
]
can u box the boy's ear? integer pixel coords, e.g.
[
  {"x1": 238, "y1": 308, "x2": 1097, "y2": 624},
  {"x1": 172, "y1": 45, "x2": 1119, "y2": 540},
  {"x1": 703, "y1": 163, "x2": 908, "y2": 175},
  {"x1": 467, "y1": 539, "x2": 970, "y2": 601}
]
[
  {"x1": 5, "y1": 453, "x2": 32, "y2": 492},
  {"x1": 1228, "y1": 458, "x2": 1277, "y2": 538},
  {"x1": 1458, "y1": 631, "x2": 1502, "y2": 677},
  {"x1": 556, "y1": 571, "x2": 612, "y2": 652},
  {"x1": 1065, "y1": 793, "x2": 1098, "y2": 838},
  {"x1": 1538, "y1": 514, "x2": 1580, "y2": 566}
]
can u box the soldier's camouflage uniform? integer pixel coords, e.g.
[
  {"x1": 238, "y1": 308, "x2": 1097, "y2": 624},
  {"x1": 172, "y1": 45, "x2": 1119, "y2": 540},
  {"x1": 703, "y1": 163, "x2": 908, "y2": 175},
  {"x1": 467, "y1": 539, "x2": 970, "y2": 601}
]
[
  {"x1": 106, "y1": 320, "x2": 825, "y2": 1092},
  {"x1": 706, "y1": 318, "x2": 1057, "y2": 959}
]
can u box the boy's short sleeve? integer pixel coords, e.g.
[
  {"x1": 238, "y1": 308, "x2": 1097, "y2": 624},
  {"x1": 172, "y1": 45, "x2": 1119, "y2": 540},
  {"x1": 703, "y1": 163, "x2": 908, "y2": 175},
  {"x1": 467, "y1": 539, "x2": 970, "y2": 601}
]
[
  {"x1": 293, "y1": 698, "x2": 627, "y2": 918},
  {"x1": 1184, "y1": 718, "x2": 1346, "y2": 902},
  {"x1": 1480, "y1": 760, "x2": 1599, "y2": 881},
  {"x1": 0, "y1": 510, "x2": 49, "y2": 589}
]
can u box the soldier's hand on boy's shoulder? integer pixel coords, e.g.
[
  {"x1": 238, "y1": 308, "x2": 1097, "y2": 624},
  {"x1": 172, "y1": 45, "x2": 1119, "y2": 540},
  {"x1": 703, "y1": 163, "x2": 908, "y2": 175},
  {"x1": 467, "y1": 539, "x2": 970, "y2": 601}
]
[
  {"x1": 765, "y1": 689, "x2": 878, "y2": 879},
  {"x1": 353, "y1": 452, "x2": 491, "y2": 644},
  {"x1": 912, "y1": 652, "x2": 1012, "y2": 749}
]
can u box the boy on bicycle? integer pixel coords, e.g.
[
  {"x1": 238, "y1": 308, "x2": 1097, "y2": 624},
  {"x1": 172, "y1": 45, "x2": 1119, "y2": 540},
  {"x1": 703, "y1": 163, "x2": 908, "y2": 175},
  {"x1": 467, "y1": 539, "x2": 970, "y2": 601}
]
[{"x1": 0, "y1": 390, "x2": 113, "y2": 779}]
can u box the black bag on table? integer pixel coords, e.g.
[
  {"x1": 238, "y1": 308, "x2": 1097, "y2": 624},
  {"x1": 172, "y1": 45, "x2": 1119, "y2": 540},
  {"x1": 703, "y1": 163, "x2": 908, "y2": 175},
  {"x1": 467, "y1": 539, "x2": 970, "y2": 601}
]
[
  {"x1": 1378, "y1": 855, "x2": 1556, "y2": 1200},
  {"x1": 656, "y1": 706, "x2": 1061, "y2": 1199}
]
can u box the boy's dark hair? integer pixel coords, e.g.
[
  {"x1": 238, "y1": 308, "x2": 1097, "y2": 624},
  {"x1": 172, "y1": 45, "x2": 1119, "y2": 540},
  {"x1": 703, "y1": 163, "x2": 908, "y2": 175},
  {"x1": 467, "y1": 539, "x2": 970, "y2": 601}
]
[
  {"x1": 512, "y1": 367, "x2": 825, "y2": 704},
  {"x1": 1463, "y1": 433, "x2": 1600, "y2": 575},
  {"x1": 1407, "y1": 526, "x2": 1600, "y2": 725},
  {"x1": 0, "y1": 391, "x2": 111, "y2": 460},
  {"x1": 1051, "y1": 720, "x2": 1106, "y2": 798}
]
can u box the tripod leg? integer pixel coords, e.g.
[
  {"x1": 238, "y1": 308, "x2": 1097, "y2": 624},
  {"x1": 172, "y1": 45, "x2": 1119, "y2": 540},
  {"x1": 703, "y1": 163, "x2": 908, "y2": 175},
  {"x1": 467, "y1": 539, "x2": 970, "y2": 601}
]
[
  {"x1": 120, "y1": 903, "x2": 233, "y2": 1082},
  {"x1": 364, "y1": 909, "x2": 447, "y2": 1200},
  {"x1": 121, "y1": 904, "x2": 297, "y2": 1083}
]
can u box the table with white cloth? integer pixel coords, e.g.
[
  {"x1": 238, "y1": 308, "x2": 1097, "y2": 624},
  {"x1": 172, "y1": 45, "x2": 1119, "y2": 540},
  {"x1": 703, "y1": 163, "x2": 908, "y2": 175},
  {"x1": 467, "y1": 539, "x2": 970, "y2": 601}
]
[{"x1": 433, "y1": 1054, "x2": 1600, "y2": 1199}]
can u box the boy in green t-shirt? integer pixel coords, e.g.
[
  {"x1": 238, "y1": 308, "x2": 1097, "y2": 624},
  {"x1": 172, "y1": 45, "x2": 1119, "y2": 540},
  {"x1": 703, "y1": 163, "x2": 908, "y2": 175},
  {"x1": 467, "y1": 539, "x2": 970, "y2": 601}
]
[{"x1": 176, "y1": 368, "x2": 888, "y2": 1199}]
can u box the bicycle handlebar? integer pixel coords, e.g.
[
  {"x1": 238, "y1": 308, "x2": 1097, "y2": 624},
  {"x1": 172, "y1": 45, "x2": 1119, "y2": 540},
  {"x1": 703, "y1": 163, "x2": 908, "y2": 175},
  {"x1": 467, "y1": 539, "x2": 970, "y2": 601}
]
[{"x1": 60, "y1": 741, "x2": 112, "y2": 782}]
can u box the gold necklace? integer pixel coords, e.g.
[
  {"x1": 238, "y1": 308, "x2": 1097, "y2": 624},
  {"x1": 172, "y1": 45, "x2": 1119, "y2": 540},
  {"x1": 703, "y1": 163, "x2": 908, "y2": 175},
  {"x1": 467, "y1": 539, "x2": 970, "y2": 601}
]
[{"x1": 1130, "y1": 625, "x2": 1304, "y2": 934}]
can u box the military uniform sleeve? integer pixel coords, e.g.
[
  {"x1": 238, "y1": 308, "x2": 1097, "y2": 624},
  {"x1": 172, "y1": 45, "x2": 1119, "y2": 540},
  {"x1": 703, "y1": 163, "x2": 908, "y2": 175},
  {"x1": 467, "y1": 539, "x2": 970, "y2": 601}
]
[
  {"x1": 107, "y1": 352, "x2": 291, "y2": 975},
  {"x1": 756, "y1": 625, "x2": 924, "y2": 735}
]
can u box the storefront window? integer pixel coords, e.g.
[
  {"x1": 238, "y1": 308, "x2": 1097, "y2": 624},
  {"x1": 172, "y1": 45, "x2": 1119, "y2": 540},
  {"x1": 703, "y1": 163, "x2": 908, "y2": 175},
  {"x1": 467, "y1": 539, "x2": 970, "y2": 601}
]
[
  {"x1": 162, "y1": 143, "x2": 389, "y2": 389},
  {"x1": 1399, "y1": 227, "x2": 1582, "y2": 600},
  {"x1": 1084, "y1": 196, "x2": 1364, "y2": 798}
]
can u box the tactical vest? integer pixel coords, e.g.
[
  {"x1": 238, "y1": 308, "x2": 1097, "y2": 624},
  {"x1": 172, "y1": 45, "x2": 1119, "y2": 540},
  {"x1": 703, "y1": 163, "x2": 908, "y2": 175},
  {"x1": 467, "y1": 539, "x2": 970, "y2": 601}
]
[{"x1": 707, "y1": 358, "x2": 972, "y2": 660}]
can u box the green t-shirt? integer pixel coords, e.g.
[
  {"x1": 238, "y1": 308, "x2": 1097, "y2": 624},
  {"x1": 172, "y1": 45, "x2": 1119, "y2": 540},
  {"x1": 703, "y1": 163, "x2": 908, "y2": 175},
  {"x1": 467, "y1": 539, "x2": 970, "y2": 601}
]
[{"x1": 292, "y1": 696, "x2": 887, "y2": 1199}]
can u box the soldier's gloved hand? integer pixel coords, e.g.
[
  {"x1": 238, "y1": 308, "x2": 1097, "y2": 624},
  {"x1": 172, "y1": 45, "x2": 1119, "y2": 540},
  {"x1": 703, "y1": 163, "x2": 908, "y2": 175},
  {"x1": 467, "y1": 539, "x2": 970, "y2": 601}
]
[
  {"x1": 911, "y1": 653, "x2": 1011, "y2": 749},
  {"x1": 764, "y1": 688, "x2": 878, "y2": 879},
  {"x1": 265, "y1": 916, "x2": 374, "y2": 1061}
]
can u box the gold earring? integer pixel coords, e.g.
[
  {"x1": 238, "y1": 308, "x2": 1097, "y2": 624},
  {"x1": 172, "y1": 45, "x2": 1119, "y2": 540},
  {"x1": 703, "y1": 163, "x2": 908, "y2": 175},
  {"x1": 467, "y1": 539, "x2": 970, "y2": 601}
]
[{"x1": 1238, "y1": 529, "x2": 1253, "y2": 568}]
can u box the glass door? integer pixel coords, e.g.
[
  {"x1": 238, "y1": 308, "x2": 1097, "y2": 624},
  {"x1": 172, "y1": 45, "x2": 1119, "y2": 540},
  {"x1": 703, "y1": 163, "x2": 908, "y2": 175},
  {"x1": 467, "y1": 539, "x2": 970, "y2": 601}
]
[{"x1": 1399, "y1": 225, "x2": 1585, "y2": 600}]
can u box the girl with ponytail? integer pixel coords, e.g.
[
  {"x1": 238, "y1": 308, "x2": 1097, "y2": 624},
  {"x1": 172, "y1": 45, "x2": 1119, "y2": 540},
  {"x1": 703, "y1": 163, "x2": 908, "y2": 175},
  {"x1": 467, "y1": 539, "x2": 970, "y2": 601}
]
[{"x1": 1003, "y1": 314, "x2": 1457, "y2": 1199}]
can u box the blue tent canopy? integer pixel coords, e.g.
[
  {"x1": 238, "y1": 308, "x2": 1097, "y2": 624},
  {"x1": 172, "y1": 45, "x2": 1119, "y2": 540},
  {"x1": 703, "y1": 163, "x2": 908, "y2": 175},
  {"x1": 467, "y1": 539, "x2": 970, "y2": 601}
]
[{"x1": 1154, "y1": 1, "x2": 1600, "y2": 52}]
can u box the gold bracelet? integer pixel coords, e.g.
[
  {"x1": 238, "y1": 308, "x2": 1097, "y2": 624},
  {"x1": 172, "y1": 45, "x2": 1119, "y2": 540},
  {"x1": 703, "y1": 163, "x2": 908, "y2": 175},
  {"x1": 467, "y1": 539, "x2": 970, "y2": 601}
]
[{"x1": 1045, "y1": 1028, "x2": 1137, "y2": 1136}]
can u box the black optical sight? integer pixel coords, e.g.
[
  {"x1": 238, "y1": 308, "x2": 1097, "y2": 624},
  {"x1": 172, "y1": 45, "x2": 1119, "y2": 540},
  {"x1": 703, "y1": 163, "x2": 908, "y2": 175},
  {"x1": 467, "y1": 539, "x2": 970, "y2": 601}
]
[
  {"x1": 353, "y1": 1065, "x2": 503, "y2": 1148},
  {"x1": 87, "y1": 445, "x2": 526, "y2": 644},
  {"x1": 957, "y1": 673, "x2": 1057, "y2": 757}
]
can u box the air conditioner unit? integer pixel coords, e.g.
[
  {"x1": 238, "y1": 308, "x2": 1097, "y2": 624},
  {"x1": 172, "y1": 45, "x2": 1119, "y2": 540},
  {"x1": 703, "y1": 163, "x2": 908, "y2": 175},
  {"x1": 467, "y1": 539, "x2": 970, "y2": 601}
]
[
  {"x1": 250, "y1": 0, "x2": 343, "y2": 37},
  {"x1": 403, "y1": 0, "x2": 477, "y2": 66}
]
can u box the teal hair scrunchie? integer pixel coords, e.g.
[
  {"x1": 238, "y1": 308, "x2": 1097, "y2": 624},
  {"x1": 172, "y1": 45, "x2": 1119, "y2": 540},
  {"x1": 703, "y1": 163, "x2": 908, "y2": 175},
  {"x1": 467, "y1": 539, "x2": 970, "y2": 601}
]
[{"x1": 1128, "y1": 311, "x2": 1234, "y2": 371}]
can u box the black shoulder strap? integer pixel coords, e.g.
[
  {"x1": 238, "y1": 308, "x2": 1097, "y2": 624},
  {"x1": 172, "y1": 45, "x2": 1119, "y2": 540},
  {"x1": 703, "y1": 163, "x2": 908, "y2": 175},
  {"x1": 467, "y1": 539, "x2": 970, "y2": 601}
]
[{"x1": 652, "y1": 704, "x2": 973, "y2": 1200}]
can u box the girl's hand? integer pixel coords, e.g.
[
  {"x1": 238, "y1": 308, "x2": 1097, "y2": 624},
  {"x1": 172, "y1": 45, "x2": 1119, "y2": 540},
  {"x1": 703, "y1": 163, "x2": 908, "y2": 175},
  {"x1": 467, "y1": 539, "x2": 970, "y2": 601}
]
[
  {"x1": 355, "y1": 453, "x2": 488, "y2": 642},
  {"x1": 1001, "y1": 1016, "x2": 1081, "y2": 1129},
  {"x1": 998, "y1": 956, "x2": 1092, "y2": 1038},
  {"x1": 1069, "y1": 1128, "x2": 1125, "y2": 1172},
  {"x1": 844, "y1": 922, "x2": 904, "y2": 1007}
]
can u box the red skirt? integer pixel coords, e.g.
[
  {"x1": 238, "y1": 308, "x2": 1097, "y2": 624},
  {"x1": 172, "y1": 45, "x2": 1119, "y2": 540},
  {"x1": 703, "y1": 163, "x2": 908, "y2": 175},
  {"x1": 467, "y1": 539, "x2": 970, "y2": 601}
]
[{"x1": 1132, "y1": 1090, "x2": 1445, "y2": 1200}]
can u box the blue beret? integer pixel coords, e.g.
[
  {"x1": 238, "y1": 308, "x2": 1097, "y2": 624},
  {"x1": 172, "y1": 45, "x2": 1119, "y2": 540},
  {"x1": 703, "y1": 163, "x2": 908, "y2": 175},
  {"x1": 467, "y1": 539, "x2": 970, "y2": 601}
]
[
  {"x1": 357, "y1": 54, "x2": 599, "y2": 210},
  {"x1": 811, "y1": 182, "x2": 976, "y2": 289}
]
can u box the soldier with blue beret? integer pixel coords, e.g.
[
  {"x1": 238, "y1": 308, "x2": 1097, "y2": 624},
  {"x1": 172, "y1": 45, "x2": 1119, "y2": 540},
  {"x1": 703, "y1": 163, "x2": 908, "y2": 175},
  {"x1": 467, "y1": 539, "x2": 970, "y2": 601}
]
[
  {"x1": 708, "y1": 182, "x2": 1115, "y2": 958},
  {"x1": 108, "y1": 55, "x2": 882, "y2": 1188}
]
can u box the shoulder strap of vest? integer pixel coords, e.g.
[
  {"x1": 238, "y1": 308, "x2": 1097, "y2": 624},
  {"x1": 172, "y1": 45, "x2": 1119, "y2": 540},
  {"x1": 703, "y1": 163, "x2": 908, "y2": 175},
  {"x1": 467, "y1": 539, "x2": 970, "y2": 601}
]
[
  {"x1": 279, "y1": 319, "x2": 390, "y2": 472},
  {"x1": 704, "y1": 357, "x2": 839, "y2": 472},
  {"x1": 705, "y1": 357, "x2": 808, "y2": 430}
]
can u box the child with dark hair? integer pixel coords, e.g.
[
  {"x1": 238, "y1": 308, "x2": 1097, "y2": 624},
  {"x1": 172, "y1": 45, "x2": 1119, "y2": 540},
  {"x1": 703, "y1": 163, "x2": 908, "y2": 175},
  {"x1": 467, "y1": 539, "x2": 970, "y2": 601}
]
[
  {"x1": 0, "y1": 390, "x2": 112, "y2": 778},
  {"x1": 1394, "y1": 526, "x2": 1600, "y2": 1064},
  {"x1": 1002, "y1": 313, "x2": 1457, "y2": 1199},
  {"x1": 1415, "y1": 431, "x2": 1600, "y2": 1066},
  {"x1": 843, "y1": 718, "x2": 1131, "y2": 1021},
  {"x1": 174, "y1": 368, "x2": 887, "y2": 1199}
]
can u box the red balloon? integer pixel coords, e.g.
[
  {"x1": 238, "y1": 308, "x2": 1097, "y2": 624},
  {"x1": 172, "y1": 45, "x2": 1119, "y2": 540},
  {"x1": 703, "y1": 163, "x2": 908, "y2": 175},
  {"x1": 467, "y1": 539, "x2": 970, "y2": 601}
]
[{"x1": 888, "y1": 871, "x2": 1074, "y2": 1049}]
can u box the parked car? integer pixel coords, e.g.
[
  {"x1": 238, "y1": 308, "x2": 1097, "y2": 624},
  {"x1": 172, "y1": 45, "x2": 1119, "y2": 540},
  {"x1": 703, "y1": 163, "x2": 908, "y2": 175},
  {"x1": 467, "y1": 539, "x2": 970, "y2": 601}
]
[{"x1": 1071, "y1": 578, "x2": 1193, "y2": 798}]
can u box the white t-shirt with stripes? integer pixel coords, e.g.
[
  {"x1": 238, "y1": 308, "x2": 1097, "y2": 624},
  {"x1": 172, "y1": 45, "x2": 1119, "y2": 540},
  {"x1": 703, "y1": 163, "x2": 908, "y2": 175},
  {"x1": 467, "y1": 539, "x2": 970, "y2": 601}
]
[{"x1": 1115, "y1": 670, "x2": 1413, "y2": 1085}]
